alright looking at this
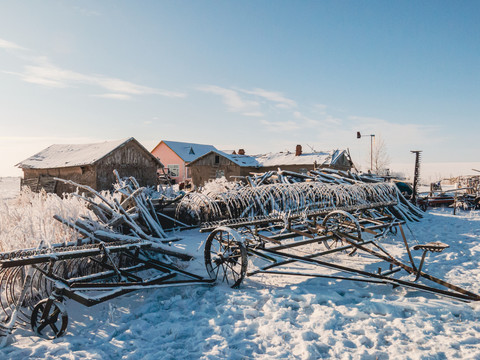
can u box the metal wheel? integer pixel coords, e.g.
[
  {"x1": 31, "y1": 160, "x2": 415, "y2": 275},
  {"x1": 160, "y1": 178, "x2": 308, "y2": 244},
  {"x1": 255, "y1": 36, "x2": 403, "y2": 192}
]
[
  {"x1": 31, "y1": 299, "x2": 68, "y2": 339},
  {"x1": 322, "y1": 210, "x2": 362, "y2": 255},
  {"x1": 204, "y1": 227, "x2": 247, "y2": 288}
]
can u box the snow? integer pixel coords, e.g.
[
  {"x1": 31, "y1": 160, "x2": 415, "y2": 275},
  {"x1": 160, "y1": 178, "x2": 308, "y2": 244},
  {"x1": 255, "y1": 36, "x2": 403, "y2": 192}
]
[
  {"x1": 0, "y1": 177, "x2": 20, "y2": 201},
  {"x1": 1, "y1": 180, "x2": 480, "y2": 359},
  {"x1": 256, "y1": 150, "x2": 335, "y2": 167},
  {"x1": 16, "y1": 138, "x2": 133, "y2": 169}
]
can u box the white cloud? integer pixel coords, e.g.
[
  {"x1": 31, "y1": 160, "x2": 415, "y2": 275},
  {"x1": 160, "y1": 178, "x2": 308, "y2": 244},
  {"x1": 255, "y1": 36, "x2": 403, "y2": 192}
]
[
  {"x1": 347, "y1": 116, "x2": 439, "y2": 145},
  {"x1": 0, "y1": 38, "x2": 25, "y2": 51},
  {"x1": 240, "y1": 88, "x2": 297, "y2": 108},
  {"x1": 197, "y1": 85, "x2": 259, "y2": 112},
  {"x1": 243, "y1": 111, "x2": 264, "y2": 117},
  {"x1": 93, "y1": 93, "x2": 132, "y2": 100},
  {"x1": 11, "y1": 60, "x2": 187, "y2": 98},
  {"x1": 260, "y1": 120, "x2": 300, "y2": 132},
  {"x1": 1, "y1": 39, "x2": 186, "y2": 99}
]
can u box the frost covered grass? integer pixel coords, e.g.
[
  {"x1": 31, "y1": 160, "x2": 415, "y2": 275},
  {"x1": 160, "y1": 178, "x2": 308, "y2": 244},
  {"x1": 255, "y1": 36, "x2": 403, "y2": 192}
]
[{"x1": 0, "y1": 187, "x2": 91, "y2": 252}]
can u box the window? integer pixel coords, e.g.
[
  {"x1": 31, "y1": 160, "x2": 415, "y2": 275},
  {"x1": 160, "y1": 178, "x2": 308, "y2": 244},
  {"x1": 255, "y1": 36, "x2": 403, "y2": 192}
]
[
  {"x1": 214, "y1": 155, "x2": 220, "y2": 164},
  {"x1": 167, "y1": 164, "x2": 180, "y2": 177},
  {"x1": 189, "y1": 147, "x2": 195, "y2": 155}
]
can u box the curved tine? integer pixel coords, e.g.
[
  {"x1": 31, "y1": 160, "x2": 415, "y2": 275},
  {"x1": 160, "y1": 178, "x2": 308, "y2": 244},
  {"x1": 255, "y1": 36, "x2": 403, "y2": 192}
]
[
  {"x1": 0, "y1": 268, "x2": 14, "y2": 320},
  {"x1": 217, "y1": 192, "x2": 234, "y2": 220},
  {"x1": 5, "y1": 266, "x2": 22, "y2": 309}
]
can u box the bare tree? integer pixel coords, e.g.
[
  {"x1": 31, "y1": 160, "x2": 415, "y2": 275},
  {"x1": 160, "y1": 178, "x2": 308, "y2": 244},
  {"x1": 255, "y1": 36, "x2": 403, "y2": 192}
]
[{"x1": 372, "y1": 135, "x2": 390, "y2": 175}]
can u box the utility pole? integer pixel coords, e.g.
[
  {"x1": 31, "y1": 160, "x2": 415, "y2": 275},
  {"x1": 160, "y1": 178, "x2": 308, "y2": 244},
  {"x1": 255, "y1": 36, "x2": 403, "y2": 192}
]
[
  {"x1": 356, "y1": 132, "x2": 375, "y2": 171},
  {"x1": 411, "y1": 150, "x2": 422, "y2": 205}
]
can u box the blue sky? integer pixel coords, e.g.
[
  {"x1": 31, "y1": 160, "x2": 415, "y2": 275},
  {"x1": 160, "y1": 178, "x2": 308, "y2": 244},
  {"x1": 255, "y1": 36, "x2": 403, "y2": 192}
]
[{"x1": 1, "y1": 1, "x2": 479, "y2": 177}]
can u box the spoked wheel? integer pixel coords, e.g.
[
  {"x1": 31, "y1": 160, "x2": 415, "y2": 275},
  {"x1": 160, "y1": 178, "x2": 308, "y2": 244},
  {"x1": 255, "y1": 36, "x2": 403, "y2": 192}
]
[
  {"x1": 31, "y1": 299, "x2": 68, "y2": 339},
  {"x1": 322, "y1": 210, "x2": 362, "y2": 255},
  {"x1": 204, "y1": 227, "x2": 248, "y2": 288}
]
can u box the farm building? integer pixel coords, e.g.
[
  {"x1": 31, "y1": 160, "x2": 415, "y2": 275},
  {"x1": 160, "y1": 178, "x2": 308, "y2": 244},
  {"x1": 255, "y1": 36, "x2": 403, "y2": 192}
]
[
  {"x1": 188, "y1": 145, "x2": 354, "y2": 186},
  {"x1": 17, "y1": 137, "x2": 162, "y2": 196},
  {"x1": 151, "y1": 140, "x2": 217, "y2": 184}
]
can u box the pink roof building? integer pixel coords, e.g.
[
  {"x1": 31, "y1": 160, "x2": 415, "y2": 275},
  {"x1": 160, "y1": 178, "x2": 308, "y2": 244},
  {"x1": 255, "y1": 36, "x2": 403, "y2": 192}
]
[{"x1": 151, "y1": 140, "x2": 217, "y2": 184}]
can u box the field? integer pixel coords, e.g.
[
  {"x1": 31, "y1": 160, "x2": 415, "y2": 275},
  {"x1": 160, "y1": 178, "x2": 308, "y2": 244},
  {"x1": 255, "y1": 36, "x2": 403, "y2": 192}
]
[{"x1": 0, "y1": 179, "x2": 480, "y2": 359}]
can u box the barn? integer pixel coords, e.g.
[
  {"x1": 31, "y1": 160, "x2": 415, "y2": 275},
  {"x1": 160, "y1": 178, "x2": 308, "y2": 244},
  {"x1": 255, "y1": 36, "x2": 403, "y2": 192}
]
[
  {"x1": 17, "y1": 137, "x2": 162, "y2": 196},
  {"x1": 188, "y1": 145, "x2": 354, "y2": 186}
]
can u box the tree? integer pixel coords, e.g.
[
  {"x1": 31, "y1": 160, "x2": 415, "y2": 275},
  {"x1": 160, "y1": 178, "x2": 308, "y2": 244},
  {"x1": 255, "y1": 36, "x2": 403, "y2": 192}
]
[{"x1": 372, "y1": 135, "x2": 390, "y2": 175}]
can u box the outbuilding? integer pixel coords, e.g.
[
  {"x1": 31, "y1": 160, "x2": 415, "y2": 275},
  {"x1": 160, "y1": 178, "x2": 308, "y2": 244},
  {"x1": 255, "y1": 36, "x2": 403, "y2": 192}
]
[
  {"x1": 17, "y1": 137, "x2": 162, "y2": 195},
  {"x1": 188, "y1": 145, "x2": 354, "y2": 186},
  {"x1": 150, "y1": 140, "x2": 217, "y2": 184}
]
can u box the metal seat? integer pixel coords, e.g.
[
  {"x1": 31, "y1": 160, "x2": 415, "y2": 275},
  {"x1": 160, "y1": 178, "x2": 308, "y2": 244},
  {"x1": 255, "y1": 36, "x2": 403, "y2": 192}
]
[{"x1": 413, "y1": 242, "x2": 449, "y2": 253}]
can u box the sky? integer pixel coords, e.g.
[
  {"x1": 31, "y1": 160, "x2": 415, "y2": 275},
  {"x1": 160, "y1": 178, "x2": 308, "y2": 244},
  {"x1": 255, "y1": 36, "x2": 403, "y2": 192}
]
[{"x1": 1, "y1": 1, "x2": 479, "y2": 179}]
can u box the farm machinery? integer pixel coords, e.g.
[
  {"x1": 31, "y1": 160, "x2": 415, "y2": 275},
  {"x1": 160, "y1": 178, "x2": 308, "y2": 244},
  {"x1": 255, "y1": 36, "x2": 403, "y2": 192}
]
[{"x1": 1, "y1": 172, "x2": 479, "y2": 343}]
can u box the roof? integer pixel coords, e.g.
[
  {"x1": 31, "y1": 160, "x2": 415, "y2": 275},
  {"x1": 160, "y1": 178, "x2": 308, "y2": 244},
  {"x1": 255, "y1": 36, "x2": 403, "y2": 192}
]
[
  {"x1": 17, "y1": 137, "x2": 163, "y2": 169},
  {"x1": 188, "y1": 149, "x2": 349, "y2": 168},
  {"x1": 256, "y1": 150, "x2": 336, "y2": 167},
  {"x1": 157, "y1": 140, "x2": 218, "y2": 163}
]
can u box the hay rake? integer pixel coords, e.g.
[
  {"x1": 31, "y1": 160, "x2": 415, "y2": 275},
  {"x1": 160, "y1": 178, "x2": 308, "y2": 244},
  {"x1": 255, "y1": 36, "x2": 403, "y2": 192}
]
[
  {"x1": 201, "y1": 205, "x2": 480, "y2": 302},
  {"x1": 0, "y1": 238, "x2": 214, "y2": 341},
  {"x1": 0, "y1": 173, "x2": 214, "y2": 342}
]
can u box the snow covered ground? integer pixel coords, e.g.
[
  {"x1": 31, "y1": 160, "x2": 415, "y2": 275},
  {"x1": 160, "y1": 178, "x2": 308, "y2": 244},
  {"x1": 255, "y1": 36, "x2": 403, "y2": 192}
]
[
  {"x1": 0, "y1": 177, "x2": 20, "y2": 201},
  {"x1": 1, "y1": 180, "x2": 480, "y2": 359}
]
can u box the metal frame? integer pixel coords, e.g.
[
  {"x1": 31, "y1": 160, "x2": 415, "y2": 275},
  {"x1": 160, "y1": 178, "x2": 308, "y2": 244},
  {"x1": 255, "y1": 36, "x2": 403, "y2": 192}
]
[
  {"x1": 0, "y1": 239, "x2": 214, "y2": 339},
  {"x1": 203, "y1": 207, "x2": 480, "y2": 302}
]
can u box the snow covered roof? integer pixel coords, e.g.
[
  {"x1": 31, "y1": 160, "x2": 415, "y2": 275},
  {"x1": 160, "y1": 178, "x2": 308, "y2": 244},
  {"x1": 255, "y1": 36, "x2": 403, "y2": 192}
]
[
  {"x1": 161, "y1": 141, "x2": 218, "y2": 163},
  {"x1": 256, "y1": 150, "x2": 337, "y2": 167},
  {"x1": 222, "y1": 153, "x2": 261, "y2": 167},
  {"x1": 17, "y1": 138, "x2": 161, "y2": 169},
  {"x1": 189, "y1": 149, "x2": 348, "y2": 168}
]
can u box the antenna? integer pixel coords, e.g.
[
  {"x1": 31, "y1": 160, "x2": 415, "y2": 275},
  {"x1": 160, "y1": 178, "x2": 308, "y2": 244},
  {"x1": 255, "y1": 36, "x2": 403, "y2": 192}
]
[{"x1": 306, "y1": 144, "x2": 316, "y2": 152}]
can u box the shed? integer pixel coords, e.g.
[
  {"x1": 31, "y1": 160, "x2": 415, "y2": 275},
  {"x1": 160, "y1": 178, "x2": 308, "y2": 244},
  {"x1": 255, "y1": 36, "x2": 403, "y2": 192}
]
[{"x1": 17, "y1": 137, "x2": 162, "y2": 195}]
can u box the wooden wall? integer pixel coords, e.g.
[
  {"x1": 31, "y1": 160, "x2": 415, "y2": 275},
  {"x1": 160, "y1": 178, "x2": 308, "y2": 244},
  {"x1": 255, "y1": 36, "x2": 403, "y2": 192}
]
[
  {"x1": 22, "y1": 166, "x2": 96, "y2": 196},
  {"x1": 189, "y1": 153, "x2": 247, "y2": 186},
  {"x1": 96, "y1": 140, "x2": 159, "y2": 190}
]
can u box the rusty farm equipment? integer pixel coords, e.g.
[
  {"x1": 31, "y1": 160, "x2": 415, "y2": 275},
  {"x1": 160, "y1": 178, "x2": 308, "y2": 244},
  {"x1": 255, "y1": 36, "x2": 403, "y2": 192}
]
[
  {"x1": 1, "y1": 173, "x2": 478, "y2": 343},
  {"x1": 190, "y1": 181, "x2": 479, "y2": 302},
  {"x1": 0, "y1": 174, "x2": 213, "y2": 341}
]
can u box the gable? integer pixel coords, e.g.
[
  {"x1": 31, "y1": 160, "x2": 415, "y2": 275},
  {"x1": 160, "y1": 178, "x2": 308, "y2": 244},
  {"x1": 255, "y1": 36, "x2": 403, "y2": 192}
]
[
  {"x1": 162, "y1": 140, "x2": 218, "y2": 162},
  {"x1": 17, "y1": 137, "x2": 162, "y2": 170}
]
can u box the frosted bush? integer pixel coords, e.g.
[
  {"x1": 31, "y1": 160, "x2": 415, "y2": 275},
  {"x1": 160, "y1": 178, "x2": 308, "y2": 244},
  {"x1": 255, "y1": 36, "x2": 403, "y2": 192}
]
[
  {"x1": 0, "y1": 187, "x2": 93, "y2": 252},
  {"x1": 201, "y1": 177, "x2": 242, "y2": 197}
]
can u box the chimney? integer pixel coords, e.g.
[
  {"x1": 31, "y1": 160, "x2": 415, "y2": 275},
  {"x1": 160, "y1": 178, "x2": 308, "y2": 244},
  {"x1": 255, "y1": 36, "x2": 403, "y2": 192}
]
[
  {"x1": 238, "y1": 149, "x2": 245, "y2": 155},
  {"x1": 295, "y1": 144, "x2": 302, "y2": 156}
]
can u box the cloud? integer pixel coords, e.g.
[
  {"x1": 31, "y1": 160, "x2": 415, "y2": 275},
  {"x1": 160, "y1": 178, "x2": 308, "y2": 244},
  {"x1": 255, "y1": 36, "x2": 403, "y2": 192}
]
[
  {"x1": 7, "y1": 60, "x2": 187, "y2": 98},
  {"x1": 243, "y1": 111, "x2": 264, "y2": 117},
  {"x1": 198, "y1": 85, "x2": 298, "y2": 119},
  {"x1": 0, "y1": 38, "x2": 26, "y2": 51},
  {"x1": 197, "y1": 85, "x2": 259, "y2": 112},
  {"x1": 92, "y1": 93, "x2": 133, "y2": 100},
  {"x1": 1, "y1": 38, "x2": 186, "y2": 99},
  {"x1": 260, "y1": 120, "x2": 300, "y2": 132},
  {"x1": 240, "y1": 88, "x2": 297, "y2": 109},
  {"x1": 347, "y1": 116, "x2": 439, "y2": 144}
]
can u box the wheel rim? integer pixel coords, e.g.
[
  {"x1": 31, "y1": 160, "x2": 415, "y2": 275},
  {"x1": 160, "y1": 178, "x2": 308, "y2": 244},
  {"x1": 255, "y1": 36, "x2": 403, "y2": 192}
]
[
  {"x1": 204, "y1": 227, "x2": 247, "y2": 288},
  {"x1": 31, "y1": 299, "x2": 68, "y2": 339},
  {"x1": 322, "y1": 210, "x2": 362, "y2": 255}
]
